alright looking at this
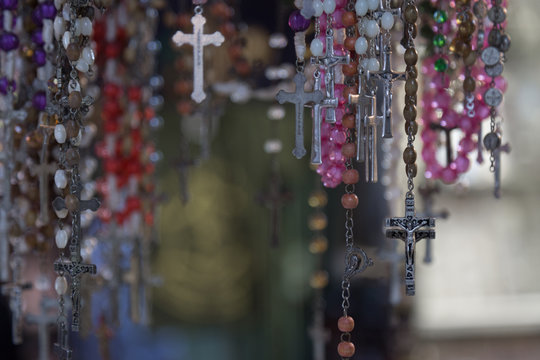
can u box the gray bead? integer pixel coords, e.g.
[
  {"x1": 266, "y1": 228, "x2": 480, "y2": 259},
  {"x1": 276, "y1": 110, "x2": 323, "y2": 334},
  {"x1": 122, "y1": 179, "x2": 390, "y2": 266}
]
[
  {"x1": 488, "y1": 28, "x2": 502, "y2": 47},
  {"x1": 483, "y1": 132, "x2": 501, "y2": 151},
  {"x1": 485, "y1": 62, "x2": 504, "y2": 78},
  {"x1": 499, "y1": 34, "x2": 511, "y2": 53},
  {"x1": 473, "y1": 1, "x2": 487, "y2": 18},
  {"x1": 488, "y1": 6, "x2": 506, "y2": 24},
  {"x1": 481, "y1": 47, "x2": 501, "y2": 66},
  {"x1": 484, "y1": 87, "x2": 503, "y2": 107}
]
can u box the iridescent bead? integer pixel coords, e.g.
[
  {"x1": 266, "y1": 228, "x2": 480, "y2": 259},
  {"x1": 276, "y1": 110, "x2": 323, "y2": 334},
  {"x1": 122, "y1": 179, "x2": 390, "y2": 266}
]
[
  {"x1": 0, "y1": 32, "x2": 19, "y2": 52},
  {"x1": 433, "y1": 10, "x2": 447, "y2": 24},
  {"x1": 55, "y1": 229, "x2": 68, "y2": 249},
  {"x1": 433, "y1": 34, "x2": 445, "y2": 47},
  {"x1": 288, "y1": 10, "x2": 310, "y2": 32},
  {"x1": 434, "y1": 57, "x2": 448, "y2": 72},
  {"x1": 55, "y1": 276, "x2": 68, "y2": 295}
]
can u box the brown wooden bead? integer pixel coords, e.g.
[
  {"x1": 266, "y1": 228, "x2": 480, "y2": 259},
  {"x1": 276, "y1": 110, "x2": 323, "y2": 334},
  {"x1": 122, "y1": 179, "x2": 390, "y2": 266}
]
[
  {"x1": 463, "y1": 76, "x2": 476, "y2": 92},
  {"x1": 412, "y1": 23, "x2": 418, "y2": 38},
  {"x1": 25, "y1": 211, "x2": 37, "y2": 227},
  {"x1": 65, "y1": 148, "x2": 80, "y2": 167},
  {"x1": 342, "y1": 169, "x2": 359, "y2": 184},
  {"x1": 338, "y1": 316, "x2": 355, "y2": 332},
  {"x1": 343, "y1": 86, "x2": 357, "y2": 101},
  {"x1": 65, "y1": 120, "x2": 80, "y2": 139},
  {"x1": 341, "y1": 193, "x2": 359, "y2": 209},
  {"x1": 463, "y1": 50, "x2": 477, "y2": 66},
  {"x1": 404, "y1": 48, "x2": 418, "y2": 66},
  {"x1": 344, "y1": 36, "x2": 357, "y2": 51},
  {"x1": 342, "y1": 114, "x2": 356, "y2": 129},
  {"x1": 68, "y1": 91, "x2": 82, "y2": 109},
  {"x1": 405, "y1": 120, "x2": 418, "y2": 136},
  {"x1": 406, "y1": 163, "x2": 418, "y2": 178},
  {"x1": 403, "y1": 146, "x2": 417, "y2": 164},
  {"x1": 403, "y1": 104, "x2": 416, "y2": 122},
  {"x1": 342, "y1": 11, "x2": 357, "y2": 27},
  {"x1": 406, "y1": 66, "x2": 418, "y2": 79},
  {"x1": 405, "y1": 78, "x2": 418, "y2": 96},
  {"x1": 66, "y1": 43, "x2": 80, "y2": 62},
  {"x1": 342, "y1": 62, "x2": 358, "y2": 77},
  {"x1": 65, "y1": 194, "x2": 79, "y2": 212},
  {"x1": 337, "y1": 341, "x2": 355, "y2": 358},
  {"x1": 341, "y1": 143, "x2": 356, "y2": 158},
  {"x1": 403, "y1": 5, "x2": 418, "y2": 23}
]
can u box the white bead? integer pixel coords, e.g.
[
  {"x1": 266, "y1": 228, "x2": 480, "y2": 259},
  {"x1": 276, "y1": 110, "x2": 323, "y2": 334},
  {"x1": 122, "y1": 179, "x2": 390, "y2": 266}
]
[
  {"x1": 310, "y1": 38, "x2": 324, "y2": 57},
  {"x1": 365, "y1": 19, "x2": 379, "y2": 38},
  {"x1": 54, "y1": 124, "x2": 66, "y2": 144},
  {"x1": 54, "y1": 0, "x2": 65, "y2": 10},
  {"x1": 355, "y1": 0, "x2": 368, "y2": 16},
  {"x1": 74, "y1": 18, "x2": 82, "y2": 36},
  {"x1": 367, "y1": 57, "x2": 380, "y2": 72},
  {"x1": 43, "y1": 20, "x2": 53, "y2": 44},
  {"x1": 62, "y1": 3, "x2": 70, "y2": 21},
  {"x1": 80, "y1": 17, "x2": 92, "y2": 36},
  {"x1": 55, "y1": 229, "x2": 68, "y2": 249},
  {"x1": 323, "y1": 0, "x2": 336, "y2": 14},
  {"x1": 312, "y1": 0, "x2": 324, "y2": 17},
  {"x1": 367, "y1": 0, "x2": 379, "y2": 11},
  {"x1": 55, "y1": 208, "x2": 68, "y2": 219},
  {"x1": 55, "y1": 276, "x2": 68, "y2": 295},
  {"x1": 62, "y1": 31, "x2": 70, "y2": 49},
  {"x1": 75, "y1": 59, "x2": 89, "y2": 73},
  {"x1": 70, "y1": 130, "x2": 82, "y2": 146},
  {"x1": 54, "y1": 169, "x2": 68, "y2": 189},
  {"x1": 82, "y1": 47, "x2": 95, "y2": 65},
  {"x1": 54, "y1": 17, "x2": 64, "y2": 41},
  {"x1": 360, "y1": 58, "x2": 370, "y2": 70},
  {"x1": 381, "y1": 12, "x2": 394, "y2": 30},
  {"x1": 355, "y1": 36, "x2": 368, "y2": 54}
]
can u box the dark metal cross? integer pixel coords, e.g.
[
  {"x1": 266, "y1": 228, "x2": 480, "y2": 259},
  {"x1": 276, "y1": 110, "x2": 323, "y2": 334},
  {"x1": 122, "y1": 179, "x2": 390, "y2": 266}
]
[
  {"x1": 53, "y1": 260, "x2": 96, "y2": 331},
  {"x1": 33, "y1": 122, "x2": 56, "y2": 224},
  {"x1": 53, "y1": 322, "x2": 72, "y2": 360},
  {"x1": 418, "y1": 183, "x2": 449, "y2": 264},
  {"x1": 430, "y1": 123, "x2": 458, "y2": 166},
  {"x1": 276, "y1": 72, "x2": 324, "y2": 159},
  {"x1": 310, "y1": 29, "x2": 350, "y2": 124},
  {"x1": 385, "y1": 195, "x2": 435, "y2": 296},
  {"x1": 372, "y1": 36, "x2": 405, "y2": 138},
  {"x1": 1, "y1": 280, "x2": 32, "y2": 344}
]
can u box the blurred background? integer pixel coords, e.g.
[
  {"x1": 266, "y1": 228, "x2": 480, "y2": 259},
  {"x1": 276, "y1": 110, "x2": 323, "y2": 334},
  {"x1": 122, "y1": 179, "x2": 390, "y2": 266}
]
[{"x1": 4, "y1": 0, "x2": 540, "y2": 360}]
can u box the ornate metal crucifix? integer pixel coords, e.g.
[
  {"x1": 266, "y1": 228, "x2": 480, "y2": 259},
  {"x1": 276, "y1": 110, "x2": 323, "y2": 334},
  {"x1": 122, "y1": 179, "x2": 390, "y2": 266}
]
[
  {"x1": 275, "y1": 72, "x2": 324, "y2": 159},
  {"x1": 310, "y1": 70, "x2": 337, "y2": 164},
  {"x1": 172, "y1": 6, "x2": 225, "y2": 103},
  {"x1": 372, "y1": 36, "x2": 405, "y2": 138},
  {"x1": 385, "y1": 195, "x2": 435, "y2": 296},
  {"x1": 310, "y1": 29, "x2": 350, "y2": 124}
]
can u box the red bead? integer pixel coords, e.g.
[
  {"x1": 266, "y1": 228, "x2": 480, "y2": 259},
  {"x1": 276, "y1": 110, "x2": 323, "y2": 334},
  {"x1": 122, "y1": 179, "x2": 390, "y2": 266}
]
[
  {"x1": 338, "y1": 316, "x2": 355, "y2": 332},
  {"x1": 337, "y1": 341, "x2": 355, "y2": 358},
  {"x1": 341, "y1": 194, "x2": 358, "y2": 209},
  {"x1": 342, "y1": 169, "x2": 359, "y2": 184}
]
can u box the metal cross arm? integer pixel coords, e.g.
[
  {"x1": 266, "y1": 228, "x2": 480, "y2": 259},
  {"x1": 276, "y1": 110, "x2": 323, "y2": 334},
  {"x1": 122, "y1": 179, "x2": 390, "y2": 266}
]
[{"x1": 52, "y1": 196, "x2": 100, "y2": 213}]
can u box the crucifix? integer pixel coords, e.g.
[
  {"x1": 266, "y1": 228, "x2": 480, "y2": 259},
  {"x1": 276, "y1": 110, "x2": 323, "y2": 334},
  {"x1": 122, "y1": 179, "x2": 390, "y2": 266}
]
[
  {"x1": 372, "y1": 35, "x2": 405, "y2": 139},
  {"x1": 310, "y1": 28, "x2": 350, "y2": 124},
  {"x1": 276, "y1": 72, "x2": 324, "y2": 159},
  {"x1": 53, "y1": 189, "x2": 100, "y2": 331},
  {"x1": 172, "y1": 5, "x2": 225, "y2": 103},
  {"x1": 378, "y1": 238, "x2": 403, "y2": 306},
  {"x1": 310, "y1": 70, "x2": 337, "y2": 165},
  {"x1": 308, "y1": 299, "x2": 330, "y2": 360},
  {"x1": 430, "y1": 123, "x2": 458, "y2": 166},
  {"x1": 256, "y1": 159, "x2": 293, "y2": 247},
  {"x1": 385, "y1": 195, "x2": 435, "y2": 296},
  {"x1": 0, "y1": 102, "x2": 27, "y2": 283},
  {"x1": 54, "y1": 321, "x2": 72, "y2": 360},
  {"x1": 26, "y1": 297, "x2": 58, "y2": 360},
  {"x1": 493, "y1": 142, "x2": 511, "y2": 199},
  {"x1": 1, "y1": 279, "x2": 32, "y2": 345},
  {"x1": 32, "y1": 118, "x2": 56, "y2": 224},
  {"x1": 418, "y1": 183, "x2": 449, "y2": 264}
]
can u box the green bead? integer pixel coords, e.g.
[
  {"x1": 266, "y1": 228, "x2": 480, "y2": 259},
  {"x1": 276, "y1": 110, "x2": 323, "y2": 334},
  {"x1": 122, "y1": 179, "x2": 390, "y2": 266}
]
[
  {"x1": 433, "y1": 10, "x2": 448, "y2": 23},
  {"x1": 433, "y1": 34, "x2": 446, "y2": 47},
  {"x1": 434, "y1": 57, "x2": 448, "y2": 72}
]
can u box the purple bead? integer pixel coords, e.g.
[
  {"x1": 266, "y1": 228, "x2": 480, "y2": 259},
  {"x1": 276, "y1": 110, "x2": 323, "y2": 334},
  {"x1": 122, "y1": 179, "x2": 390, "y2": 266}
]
[
  {"x1": 0, "y1": 0, "x2": 17, "y2": 10},
  {"x1": 0, "y1": 77, "x2": 15, "y2": 95},
  {"x1": 0, "y1": 32, "x2": 18, "y2": 51},
  {"x1": 40, "y1": 2, "x2": 56, "y2": 19},
  {"x1": 33, "y1": 48, "x2": 47, "y2": 66},
  {"x1": 31, "y1": 30, "x2": 44, "y2": 46},
  {"x1": 32, "y1": 7, "x2": 43, "y2": 25},
  {"x1": 32, "y1": 91, "x2": 47, "y2": 111},
  {"x1": 288, "y1": 10, "x2": 311, "y2": 32}
]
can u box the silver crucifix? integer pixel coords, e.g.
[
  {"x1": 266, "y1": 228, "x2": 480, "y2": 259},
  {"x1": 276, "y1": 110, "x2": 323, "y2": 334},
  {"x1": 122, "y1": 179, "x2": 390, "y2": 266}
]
[
  {"x1": 385, "y1": 196, "x2": 435, "y2": 296},
  {"x1": 33, "y1": 120, "x2": 56, "y2": 224},
  {"x1": 54, "y1": 322, "x2": 72, "y2": 360},
  {"x1": 310, "y1": 28, "x2": 350, "y2": 124},
  {"x1": 310, "y1": 70, "x2": 337, "y2": 164},
  {"x1": 493, "y1": 142, "x2": 511, "y2": 199},
  {"x1": 372, "y1": 36, "x2": 405, "y2": 138},
  {"x1": 172, "y1": 7, "x2": 225, "y2": 103},
  {"x1": 276, "y1": 72, "x2": 324, "y2": 159}
]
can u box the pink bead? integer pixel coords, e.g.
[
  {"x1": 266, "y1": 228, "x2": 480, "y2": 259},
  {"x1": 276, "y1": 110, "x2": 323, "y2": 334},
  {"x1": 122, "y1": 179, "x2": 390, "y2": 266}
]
[
  {"x1": 432, "y1": 90, "x2": 451, "y2": 109},
  {"x1": 495, "y1": 77, "x2": 507, "y2": 92},
  {"x1": 328, "y1": 147, "x2": 345, "y2": 162},
  {"x1": 429, "y1": 74, "x2": 450, "y2": 90},
  {"x1": 458, "y1": 137, "x2": 475, "y2": 153},
  {"x1": 454, "y1": 155, "x2": 470, "y2": 173},
  {"x1": 421, "y1": 129, "x2": 438, "y2": 144},
  {"x1": 441, "y1": 167, "x2": 458, "y2": 184},
  {"x1": 330, "y1": 128, "x2": 347, "y2": 144},
  {"x1": 425, "y1": 163, "x2": 442, "y2": 179},
  {"x1": 440, "y1": 110, "x2": 457, "y2": 128},
  {"x1": 336, "y1": 0, "x2": 347, "y2": 7},
  {"x1": 333, "y1": 9, "x2": 346, "y2": 29},
  {"x1": 475, "y1": 103, "x2": 490, "y2": 120},
  {"x1": 422, "y1": 145, "x2": 437, "y2": 163}
]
